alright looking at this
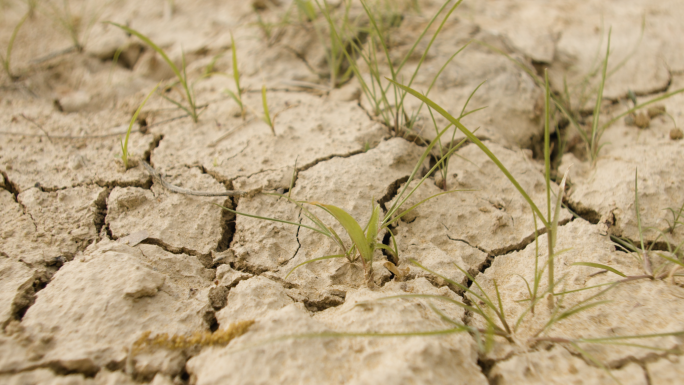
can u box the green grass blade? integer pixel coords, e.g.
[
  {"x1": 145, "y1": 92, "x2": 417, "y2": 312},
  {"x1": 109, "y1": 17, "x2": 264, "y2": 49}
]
[
  {"x1": 656, "y1": 253, "x2": 684, "y2": 268},
  {"x1": 601, "y1": 88, "x2": 684, "y2": 130},
  {"x1": 579, "y1": 330, "x2": 684, "y2": 343},
  {"x1": 374, "y1": 244, "x2": 396, "y2": 258},
  {"x1": 394, "y1": 0, "x2": 464, "y2": 113},
  {"x1": 366, "y1": 203, "x2": 380, "y2": 245},
  {"x1": 2, "y1": 11, "x2": 29, "y2": 79},
  {"x1": 284, "y1": 254, "x2": 345, "y2": 279},
  {"x1": 634, "y1": 170, "x2": 646, "y2": 253},
  {"x1": 107, "y1": 23, "x2": 194, "y2": 118},
  {"x1": 231, "y1": 33, "x2": 242, "y2": 98},
  {"x1": 215, "y1": 203, "x2": 328, "y2": 236},
  {"x1": 224, "y1": 89, "x2": 243, "y2": 109},
  {"x1": 544, "y1": 70, "x2": 552, "y2": 222},
  {"x1": 572, "y1": 262, "x2": 626, "y2": 277},
  {"x1": 589, "y1": 28, "x2": 611, "y2": 163},
  {"x1": 316, "y1": 204, "x2": 373, "y2": 262},
  {"x1": 388, "y1": 78, "x2": 549, "y2": 227},
  {"x1": 121, "y1": 83, "x2": 160, "y2": 169},
  {"x1": 262, "y1": 85, "x2": 274, "y2": 135},
  {"x1": 551, "y1": 281, "x2": 619, "y2": 296}
]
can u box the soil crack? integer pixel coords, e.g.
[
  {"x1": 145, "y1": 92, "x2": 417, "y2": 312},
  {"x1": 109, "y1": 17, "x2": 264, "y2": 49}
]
[{"x1": 133, "y1": 237, "x2": 213, "y2": 268}]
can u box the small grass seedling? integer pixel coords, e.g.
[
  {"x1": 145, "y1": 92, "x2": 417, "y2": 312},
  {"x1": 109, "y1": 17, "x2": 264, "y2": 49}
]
[
  {"x1": 1, "y1": 10, "x2": 28, "y2": 82},
  {"x1": 224, "y1": 33, "x2": 245, "y2": 119},
  {"x1": 120, "y1": 83, "x2": 159, "y2": 170},
  {"x1": 574, "y1": 170, "x2": 684, "y2": 284},
  {"x1": 261, "y1": 84, "x2": 275, "y2": 135},
  {"x1": 218, "y1": 124, "x2": 473, "y2": 286},
  {"x1": 108, "y1": 22, "x2": 200, "y2": 123}
]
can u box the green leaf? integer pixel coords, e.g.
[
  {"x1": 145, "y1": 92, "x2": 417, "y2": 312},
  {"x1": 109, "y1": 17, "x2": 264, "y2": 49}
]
[
  {"x1": 262, "y1": 84, "x2": 274, "y2": 135},
  {"x1": 366, "y1": 204, "x2": 380, "y2": 246},
  {"x1": 231, "y1": 33, "x2": 241, "y2": 98},
  {"x1": 316, "y1": 204, "x2": 373, "y2": 262},
  {"x1": 107, "y1": 22, "x2": 197, "y2": 122},
  {"x1": 572, "y1": 262, "x2": 626, "y2": 277}
]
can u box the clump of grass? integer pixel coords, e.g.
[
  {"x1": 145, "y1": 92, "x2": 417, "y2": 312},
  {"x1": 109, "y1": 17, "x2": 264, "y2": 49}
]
[
  {"x1": 390, "y1": 68, "x2": 567, "y2": 294},
  {"x1": 43, "y1": 0, "x2": 109, "y2": 51},
  {"x1": 108, "y1": 22, "x2": 200, "y2": 123},
  {"x1": 253, "y1": 0, "x2": 295, "y2": 45},
  {"x1": 224, "y1": 33, "x2": 245, "y2": 119},
  {"x1": 478, "y1": 27, "x2": 684, "y2": 167},
  {"x1": 1, "y1": 10, "x2": 28, "y2": 82},
  {"x1": 328, "y1": 0, "x2": 466, "y2": 136},
  {"x1": 120, "y1": 83, "x2": 159, "y2": 170},
  {"x1": 131, "y1": 320, "x2": 254, "y2": 355}
]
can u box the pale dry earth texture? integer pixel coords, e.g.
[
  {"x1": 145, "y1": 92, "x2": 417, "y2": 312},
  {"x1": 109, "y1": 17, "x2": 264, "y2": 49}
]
[{"x1": 1, "y1": 0, "x2": 684, "y2": 384}]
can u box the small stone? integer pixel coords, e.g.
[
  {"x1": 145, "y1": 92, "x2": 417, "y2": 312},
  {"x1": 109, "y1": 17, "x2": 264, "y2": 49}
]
[
  {"x1": 670, "y1": 128, "x2": 683, "y2": 140},
  {"x1": 647, "y1": 104, "x2": 666, "y2": 118},
  {"x1": 58, "y1": 91, "x2": 91, "y2": 113},
  {"x1": 624, "y1": 114, "x2": 635, "y2": 126},
  {"x1": 216, "y1": 265, "x2": 252, "y2": 288},
  {"x1": 124, "y1": 267, "x2": 166, "y2": 299},
  {"x1": 634, "y1": 112, "x2": 650, "y2": 128}
]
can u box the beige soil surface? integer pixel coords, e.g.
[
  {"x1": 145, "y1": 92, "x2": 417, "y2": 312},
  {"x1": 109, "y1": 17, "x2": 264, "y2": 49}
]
[{"x1": 1, "y1": 0, "x2": 684, "y2": 384}]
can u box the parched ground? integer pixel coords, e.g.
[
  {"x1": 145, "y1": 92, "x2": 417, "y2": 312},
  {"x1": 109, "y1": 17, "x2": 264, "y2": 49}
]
[{"x1": 1, "y1": 0, "x2": 684, "y2": 384}]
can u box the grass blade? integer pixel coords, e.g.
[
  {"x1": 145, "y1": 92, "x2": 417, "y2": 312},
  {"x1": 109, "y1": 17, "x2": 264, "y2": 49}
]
[
  {"x1": 121, "y1": 83, "x2": 160, "y2": 169},
  {"x1": 2, "y1": 11, "x2": 29, "y2": 80},
  {"x1": 572, "y1": 262, "x2": 626, "y2": 277},
  {"x1": 284, "y1": 254, "x2": 345, "y2": 279},
  {"x1": 107, "y1": 22, "x2": 197, "y2": 122},
  {"x1": 262, "y1": 84, "x2": 274, "y2": 135},
  {"x1": 215, "y1": 203, "x2": 327, "y2": 236}
]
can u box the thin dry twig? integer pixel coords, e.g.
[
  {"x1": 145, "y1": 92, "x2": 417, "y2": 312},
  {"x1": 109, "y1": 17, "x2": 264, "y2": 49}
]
[
  {"x1": 19, "y1": 114, "x2": 53, "y2": 143},
  {"x1": 142, "y1": 161, "x2": 248, "y2": 197}
]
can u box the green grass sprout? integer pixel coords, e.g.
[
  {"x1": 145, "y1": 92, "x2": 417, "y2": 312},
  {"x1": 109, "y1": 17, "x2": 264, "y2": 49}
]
[
  {"x1": 121, "y1": 83, "x2": 159, "y2": 170},
  {"x1": 107, "y1": 22, "x2": 199, "y2": 122},
  {"x1": 327, "y1": 0, "x2": 464, "y2": 136},
  {"x1": 578, "y1": 171, "x2": 684, "y2": 284},
  {"x1": 1, "y1": 11, "x2": 28, "y2": 81},
  {"x1": 224, "y1": 33, "x2": 245, "y2": 119},
  {"x1": 261, "y1": 84, "x2": 275, "y2": 135}
]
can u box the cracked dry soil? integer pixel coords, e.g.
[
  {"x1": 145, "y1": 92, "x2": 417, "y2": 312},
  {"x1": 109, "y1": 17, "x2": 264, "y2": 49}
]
[{"x1": 1, "y1": 0, "x2": 684, "y2": 384}]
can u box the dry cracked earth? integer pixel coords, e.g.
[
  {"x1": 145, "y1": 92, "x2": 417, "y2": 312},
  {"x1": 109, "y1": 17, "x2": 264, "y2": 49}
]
[{"x1": 1, "y1": 0, "x2": 684, "y2": 384}]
